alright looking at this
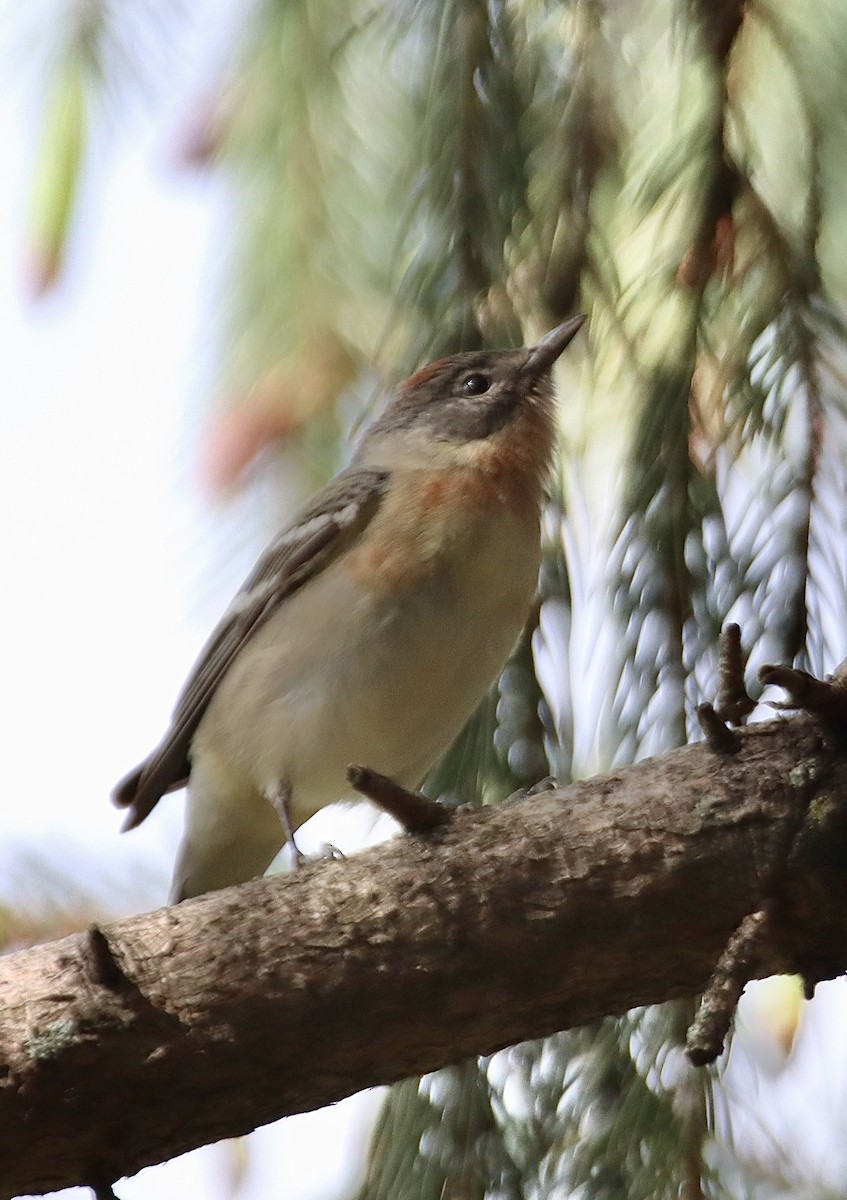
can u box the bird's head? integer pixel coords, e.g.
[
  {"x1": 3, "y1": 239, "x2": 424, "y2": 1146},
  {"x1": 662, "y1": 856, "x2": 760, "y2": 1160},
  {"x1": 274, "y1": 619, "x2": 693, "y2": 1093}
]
[{"x1": 356, "y1": 316, "x2": 586, "y2": 473}]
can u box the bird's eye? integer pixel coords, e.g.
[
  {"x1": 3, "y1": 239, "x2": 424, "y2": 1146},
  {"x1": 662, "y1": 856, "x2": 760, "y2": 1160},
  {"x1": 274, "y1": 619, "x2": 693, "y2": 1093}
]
[{"x1": 461, "y1": 373, "x2": 491, "y2": 396}]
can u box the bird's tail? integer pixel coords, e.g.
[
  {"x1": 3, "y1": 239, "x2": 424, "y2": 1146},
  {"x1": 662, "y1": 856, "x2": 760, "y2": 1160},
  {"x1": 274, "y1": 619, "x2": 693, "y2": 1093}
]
[{"x1": 112, "y1": 758, "x2": 187, "y2": 831}]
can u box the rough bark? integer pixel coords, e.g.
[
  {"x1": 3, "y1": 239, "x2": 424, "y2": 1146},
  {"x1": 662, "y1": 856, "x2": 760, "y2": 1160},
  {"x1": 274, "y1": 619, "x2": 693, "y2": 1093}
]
[{"x1": 3, "y1": 714, "x2": 847, "y2": 1197}]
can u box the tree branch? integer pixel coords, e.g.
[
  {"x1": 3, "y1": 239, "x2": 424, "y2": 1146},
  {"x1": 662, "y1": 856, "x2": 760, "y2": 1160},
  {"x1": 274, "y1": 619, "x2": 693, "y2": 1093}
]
[{"x1": 3, "y1": 714, "x2": 847, "y2": 1197}]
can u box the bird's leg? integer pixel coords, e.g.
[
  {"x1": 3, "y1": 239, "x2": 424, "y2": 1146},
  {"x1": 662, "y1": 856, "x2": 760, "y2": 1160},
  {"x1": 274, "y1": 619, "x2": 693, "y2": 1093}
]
[
  {"x1": 268, "y1": 782, "x2": 344, "y2": 868},
  {"x1": 270, "y1": 782, "x2": 305, "y2": 868}
]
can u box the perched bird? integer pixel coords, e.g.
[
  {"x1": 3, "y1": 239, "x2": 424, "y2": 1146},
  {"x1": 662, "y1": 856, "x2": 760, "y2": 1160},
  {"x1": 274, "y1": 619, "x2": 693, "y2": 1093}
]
[{"x1": 113, "y1": 316, "x2": 586, "y2": 901}]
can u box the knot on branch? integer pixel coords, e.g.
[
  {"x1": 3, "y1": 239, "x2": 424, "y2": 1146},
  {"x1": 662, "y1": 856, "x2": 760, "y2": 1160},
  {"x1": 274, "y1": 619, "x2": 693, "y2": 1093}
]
[{"x1": 81, "y1": 925, "x2": 132, "y2": 993}]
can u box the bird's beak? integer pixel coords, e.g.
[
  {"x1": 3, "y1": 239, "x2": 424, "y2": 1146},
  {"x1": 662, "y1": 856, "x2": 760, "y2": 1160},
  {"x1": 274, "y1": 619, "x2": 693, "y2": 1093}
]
[{"x1": 522, "y1": 314, "x2": 587, "y2": 376}]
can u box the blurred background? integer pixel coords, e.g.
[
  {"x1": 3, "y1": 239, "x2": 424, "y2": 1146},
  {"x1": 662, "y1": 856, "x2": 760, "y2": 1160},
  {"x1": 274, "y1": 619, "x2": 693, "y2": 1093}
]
[{"x1": 5, "y1": 0, "x2": 847, "y2": 1196}]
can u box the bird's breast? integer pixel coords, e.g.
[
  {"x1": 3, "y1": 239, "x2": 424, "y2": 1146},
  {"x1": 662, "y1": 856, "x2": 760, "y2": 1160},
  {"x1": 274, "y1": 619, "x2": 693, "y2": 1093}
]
[
  {"x1": 337, "y1": 493, "x2": 541, "y2": 772},
  {"x1": 195, "y1": 474, "x2": 542, "y2": 817}
]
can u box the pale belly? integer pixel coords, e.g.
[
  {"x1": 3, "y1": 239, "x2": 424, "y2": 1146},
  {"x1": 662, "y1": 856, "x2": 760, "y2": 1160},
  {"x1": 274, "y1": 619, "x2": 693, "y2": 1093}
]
[{"x1": 193, "y1": 508, "x2": 540, "y2": 827}]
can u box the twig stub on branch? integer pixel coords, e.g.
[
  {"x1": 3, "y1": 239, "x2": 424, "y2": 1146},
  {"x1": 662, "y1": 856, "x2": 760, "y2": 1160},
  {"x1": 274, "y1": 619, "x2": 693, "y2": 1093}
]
[
  {"x1": 346, "y1": 764, "x2": 452, "y2": 832},
  {"x1": 715, "y1": 623, "x2": 755, "y2": 726},
  {"x1": 696, "y1": 702, "x2": 742, "y2": 754},
  {"x1": 686, "y1": 905, "x2": 774, "y2": 1065}
]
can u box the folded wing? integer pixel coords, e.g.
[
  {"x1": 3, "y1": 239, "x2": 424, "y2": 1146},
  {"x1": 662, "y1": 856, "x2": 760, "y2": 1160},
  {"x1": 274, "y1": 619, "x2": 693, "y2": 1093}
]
[{"x1": 112, "y1": 467, "x2": 390, "y2": 830}]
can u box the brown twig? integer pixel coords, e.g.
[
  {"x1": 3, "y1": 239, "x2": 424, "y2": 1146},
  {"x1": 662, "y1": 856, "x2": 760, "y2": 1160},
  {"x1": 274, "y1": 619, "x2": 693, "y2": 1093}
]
[
  {"x1": 696, "y1": 702, "x2": 741, "y2": 754},
  {"x1": 686, "y1": 904, "x2": 774, "y2": 1065},
  {"x1": 715, "y1": 623, "x2": 755, "y2": 725},
  {"x1": 346, "y1": 765, "x2": 452, "y2": 833}
]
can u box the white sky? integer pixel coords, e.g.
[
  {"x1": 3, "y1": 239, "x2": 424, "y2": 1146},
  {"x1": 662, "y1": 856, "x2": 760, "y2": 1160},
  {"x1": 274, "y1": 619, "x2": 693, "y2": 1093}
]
[{"x1": 0, "y1": 12, "x2": 228, "y2": 902}]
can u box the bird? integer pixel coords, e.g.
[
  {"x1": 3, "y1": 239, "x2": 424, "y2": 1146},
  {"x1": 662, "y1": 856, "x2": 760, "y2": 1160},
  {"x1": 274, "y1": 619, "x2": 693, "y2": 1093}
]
[{"x1": 113, "y1": 315, "x2": 586, "y2": 901}]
